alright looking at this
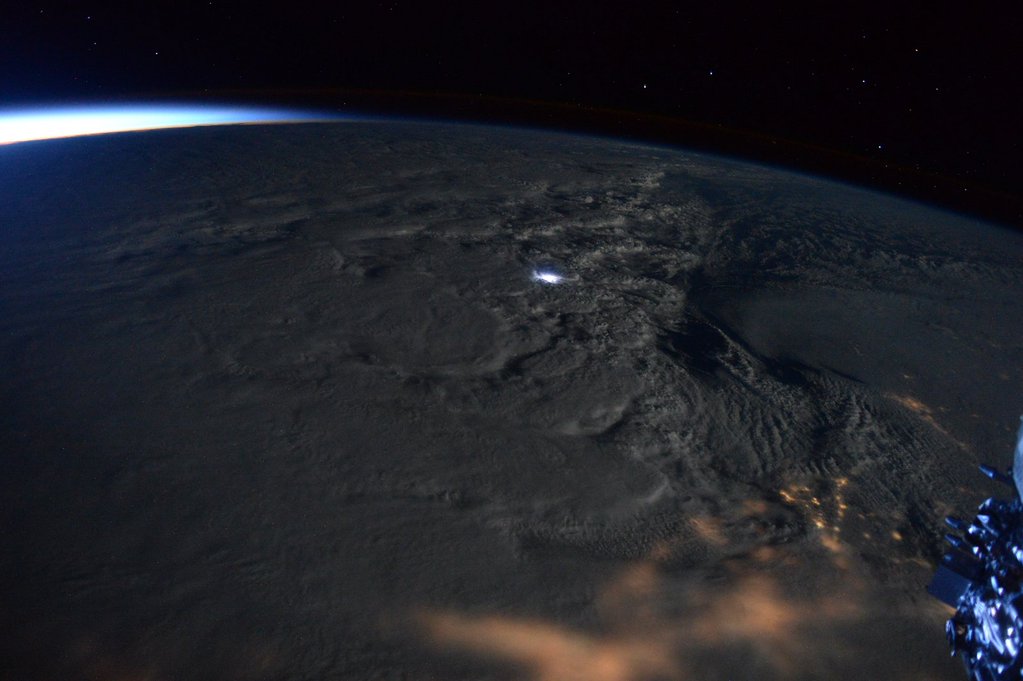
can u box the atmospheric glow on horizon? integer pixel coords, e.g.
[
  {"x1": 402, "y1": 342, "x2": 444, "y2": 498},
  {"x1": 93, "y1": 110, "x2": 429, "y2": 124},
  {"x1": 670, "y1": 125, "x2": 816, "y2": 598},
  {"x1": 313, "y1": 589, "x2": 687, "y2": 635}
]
[
  {"x1": 0, "y1": 104, "x2": 328, "y2": 145},
  {"x1": 533, "y1": 270, "x2": 564, "y2": 284}
]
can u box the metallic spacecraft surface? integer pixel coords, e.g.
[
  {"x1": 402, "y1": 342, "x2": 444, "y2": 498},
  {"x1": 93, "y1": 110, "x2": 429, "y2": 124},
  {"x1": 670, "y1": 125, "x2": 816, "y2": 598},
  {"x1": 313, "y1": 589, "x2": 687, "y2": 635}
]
[{"x1": 929, "y1": 418, "x2": 1023, "y2": 680}]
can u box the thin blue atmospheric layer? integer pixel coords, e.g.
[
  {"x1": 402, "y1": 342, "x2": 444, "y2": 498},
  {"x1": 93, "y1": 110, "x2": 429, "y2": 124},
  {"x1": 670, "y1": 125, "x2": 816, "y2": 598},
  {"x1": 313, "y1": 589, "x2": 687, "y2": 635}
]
[{"x1": 0, "y1": 103, "x2": 333, "y2": 145}]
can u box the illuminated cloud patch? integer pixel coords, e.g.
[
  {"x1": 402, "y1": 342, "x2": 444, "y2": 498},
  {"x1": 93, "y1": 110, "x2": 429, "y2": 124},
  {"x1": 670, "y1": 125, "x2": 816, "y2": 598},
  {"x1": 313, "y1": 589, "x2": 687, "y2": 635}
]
[
  {"x1": 532, "y1": 270, "x2": 565, "y2": 284},
  {"x1": 0, "y1": 104, "x2": 330, "y2": 145},
  {"x1": 411, "y1": 484, "x2": 950, "y2": 680}
]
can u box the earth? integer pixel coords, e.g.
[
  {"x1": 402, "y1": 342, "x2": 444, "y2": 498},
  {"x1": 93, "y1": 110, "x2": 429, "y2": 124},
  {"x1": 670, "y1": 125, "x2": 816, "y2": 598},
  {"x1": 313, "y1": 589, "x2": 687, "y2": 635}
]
[{"x1": 1, "y1": 120, "x2": 1021, "y2": 681}]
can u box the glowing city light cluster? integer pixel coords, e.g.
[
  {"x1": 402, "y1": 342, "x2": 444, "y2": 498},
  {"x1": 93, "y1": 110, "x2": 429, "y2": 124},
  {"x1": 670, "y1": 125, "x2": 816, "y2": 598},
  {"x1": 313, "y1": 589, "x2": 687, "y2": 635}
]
[{"x1": 0, "y1": 104, "x2": 326, "y2": 145}]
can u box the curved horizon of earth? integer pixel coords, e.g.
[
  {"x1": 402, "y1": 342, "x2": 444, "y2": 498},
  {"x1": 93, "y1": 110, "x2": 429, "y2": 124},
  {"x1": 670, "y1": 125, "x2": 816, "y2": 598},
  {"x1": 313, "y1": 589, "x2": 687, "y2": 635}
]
[{"x1": 1, "y1": 119, "x2": 1021, "y2": 681}]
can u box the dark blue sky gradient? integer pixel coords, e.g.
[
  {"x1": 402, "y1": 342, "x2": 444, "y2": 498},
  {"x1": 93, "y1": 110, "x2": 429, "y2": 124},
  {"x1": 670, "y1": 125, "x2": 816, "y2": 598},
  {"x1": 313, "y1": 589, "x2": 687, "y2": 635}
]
[{"x1": 2, "y1": 2, "x2": 1019, "y2": 226}]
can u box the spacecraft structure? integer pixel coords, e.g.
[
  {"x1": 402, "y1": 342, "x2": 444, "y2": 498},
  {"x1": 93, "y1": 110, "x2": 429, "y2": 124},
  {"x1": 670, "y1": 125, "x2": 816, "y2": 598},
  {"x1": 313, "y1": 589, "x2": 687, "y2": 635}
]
[{"x1": 929, "y1": 418, "x2": 1023, "y2": 680}]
